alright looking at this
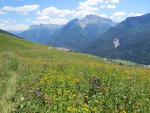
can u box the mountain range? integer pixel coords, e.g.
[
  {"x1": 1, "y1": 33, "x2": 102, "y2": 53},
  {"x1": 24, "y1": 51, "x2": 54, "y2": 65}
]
[
  {"x1": 84, "y1": 13, "x2": 150, "y2": 64},
  {"x1": 50, "y1": 15, "x2": 116, "y2": 50},
  {"x1": 19, "y1": 24, "x2": 62, "y2": 45},
  {"x1": 6, "y1": 13, "x2": 150, "y2": 64},
  {"x1": 18, "y1": 14, "x2": 116, "y2": 50}
]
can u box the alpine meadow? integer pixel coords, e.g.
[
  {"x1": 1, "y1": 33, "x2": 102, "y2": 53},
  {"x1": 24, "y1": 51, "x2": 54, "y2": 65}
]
[{"x1": 0, "y1": 0, "x2": 150, "y2": 113}]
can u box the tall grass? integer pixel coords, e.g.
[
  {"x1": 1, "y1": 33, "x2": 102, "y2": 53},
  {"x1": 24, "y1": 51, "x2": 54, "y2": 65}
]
[
  {"x1": 0, "y1": 33, "x2": 150, "y2": 112},
  {"x1": 0, "y1": 53, "x2": 20, "y2": 113}
]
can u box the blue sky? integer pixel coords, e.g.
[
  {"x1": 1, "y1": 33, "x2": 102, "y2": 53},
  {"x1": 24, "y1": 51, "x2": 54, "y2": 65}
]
[{"x1": 0, "y1": 0, "x2": 149, "y2": 31}]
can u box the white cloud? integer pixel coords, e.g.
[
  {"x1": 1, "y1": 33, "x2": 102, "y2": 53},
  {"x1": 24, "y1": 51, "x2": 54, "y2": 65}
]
[
  {"x1": 36, "y1": 0, "x2": 120, "y2": 23},
  {"x1": 37, "y1": 15, "x2": 50, "y2": 20},
  {"x1": 33, "y1": 16, "x2": 67, "y2": 25},
  {"x1": 35, "y1": 6, "x2": 73, "y2": 24},
  {"x1": 128, "y1": 12, "x2": 145, "y2": 17},
  {"x1": 37, "y1": 6, "x2": 75, "y2": 18},
  {"x1": 0, "y1": 10, "x2": 5, "y2": 15},
  {"x1": 33, "y1": 0, "x2": 121, "y2": 25},
  {"x1": 35, "y1": 7, "x2": 109, "y2": 25},
  {"x1": 97, "y1": 13, "x2": 109, "y2": 18},
  {"x1": 73, "y1": 10, "x2": 96, "y2": 18},
  {"x1": 78, "y1": 0, "x2": 119, "y2": 8},
  {"x1": 78, "y1": 0, "x2": 99, "y2": 11},
  {"x1": 0, "y1": 20, "x2": 29, "y2": 31},
  {"x1": 106, "y1": 4, "x2": 116, "y2": 9},
  {"x1": 0, "y1": 21, "x2": 8, "y2": 28},
  {"x1": 76, "y1": 0, "x2": 119, "y2": 18},
  {"x1": 7, "y1": 24, "x2": 29, "y2": 31},
  {"x1": 99, "y1": 4, "x2": 116, "y2": 9},
  {"x1": 112, "y1": 12, "x2": 126, "y2": 17},
  {"x1": 110, "y1": 12, "x2": 145, "y2": 22},
  {"x1": 111, "y1": 12, "x2": 126, "y2": 21},
  {"x1": 2, "y1": 4, "x2": 40, "y2": 14},
  {"x1": 109, "y1": 0, "x2": 120, "y2": 4},
  {"x1": 0, "y1": 0, "x2": 122, "y2": 28},
  {"x1": 78, "y1": 0, "x2": 119, "y2": 10}
]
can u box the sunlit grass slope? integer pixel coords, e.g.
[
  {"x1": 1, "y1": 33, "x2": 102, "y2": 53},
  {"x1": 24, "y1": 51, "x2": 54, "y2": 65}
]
[
  {"x1": 0, "y1": 31, "x2": 46, "y2": 51},
  {"x1": 0, "y1": 31, "x2": 150, "y2": 113}
]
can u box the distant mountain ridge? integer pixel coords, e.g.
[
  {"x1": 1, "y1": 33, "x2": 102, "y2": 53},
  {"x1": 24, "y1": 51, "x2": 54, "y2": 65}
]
[
  {"x1": 18, "y1": 15, "x2": 116, "y2": 49},
  {"x1": 19, "y1": 24, "x2": 62, "y2": 45},
  {"x1": 50, "y1": 14, "x2": 116, "y2": 50},
  {"x1": 80, "y1": 15, "x2": 116, "y2": 41},
  {"x1": 84, "y1": 13, "x2": 150, "y2": 64}
]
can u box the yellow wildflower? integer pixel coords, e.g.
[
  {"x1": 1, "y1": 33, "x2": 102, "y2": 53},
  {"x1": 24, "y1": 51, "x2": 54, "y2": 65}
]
[
  {"x1": 83, "y1": 104, "x2": 89, "y2": 112},
  {"x1": 122, "y1": 111, "x2": 126, "y2": 113},
  {"x1": 83, "y1": 107, "x2": 89, "y2": 112},
  {"x1": 67, "y1": 106, "x2": 77, "y2": 112}
]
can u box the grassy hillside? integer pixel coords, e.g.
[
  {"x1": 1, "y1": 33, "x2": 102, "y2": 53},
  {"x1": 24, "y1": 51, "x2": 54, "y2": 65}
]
[{"x1": 0, "y1": 31, "x2": 150, "y2": 113}]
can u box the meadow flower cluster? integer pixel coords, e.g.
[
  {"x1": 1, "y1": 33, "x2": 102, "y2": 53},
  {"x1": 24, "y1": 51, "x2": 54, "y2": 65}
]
[{"x1": 16, "y1": 60, "x2": 150, "y2": 113}]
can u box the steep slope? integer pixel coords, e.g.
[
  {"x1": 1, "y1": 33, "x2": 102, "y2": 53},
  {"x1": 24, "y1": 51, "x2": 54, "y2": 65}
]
[
  {"x1": 0, "y1": 29, "x2": 21, "y2": 38},
  {"x1": 85, "y1": 13, "x2": 150, "y2": 64},
  {"x1": 0, "y1": 29, "x2": 45, "y2": 51},
  {"x1": 50, "y1": 19, "x2": 90, "y2": 50},
  {"x1": 50, "y1": 14, "x2": 116, "y2": 50},
  {"x1": 19, "y1": 24, "x2": 62, "y2": 45}
]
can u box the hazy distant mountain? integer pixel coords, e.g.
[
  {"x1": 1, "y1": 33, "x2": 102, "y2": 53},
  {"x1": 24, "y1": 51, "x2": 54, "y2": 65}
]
[
  {"x1": 0, "y1": 29, "x2": 21, "y2": 38},
  {"x1": 8, "y1": 30, "x2": 24, "y2": 35},
  {"x1": 50, "y1": 14, "x2": 116, "y2": 50},
  {"x1": 19, "y1": 24, "x2": 62, "y2": 45},
  {"x1": 85, "y1": 13, "x2": 150, "y2": 64}
]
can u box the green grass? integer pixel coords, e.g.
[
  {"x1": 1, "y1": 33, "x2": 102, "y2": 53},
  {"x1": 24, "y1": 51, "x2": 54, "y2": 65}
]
[{"x1": 0, "y1": 32, "x2": 150, "y2": 113}]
